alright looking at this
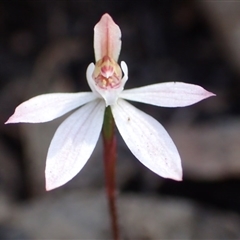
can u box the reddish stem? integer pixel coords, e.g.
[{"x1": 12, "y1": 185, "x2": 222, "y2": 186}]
[{"x1": 102, "y1": 107, "x2": 119, "y2": 240}]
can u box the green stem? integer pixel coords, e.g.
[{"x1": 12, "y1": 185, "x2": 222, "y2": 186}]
[{"x1": 102, "y1": 106, "x2": 119, "y2": 240}]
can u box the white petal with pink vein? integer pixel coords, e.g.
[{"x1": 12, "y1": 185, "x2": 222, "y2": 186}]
[
  {"x1": 120, "y1": 82, "x2": 216, "y2": 107},
  {"x1": 5, "y1": 92, "x2": 96, "y2": 123},
  {"x1": 45, "y1": 99, "x2": 105, "y2": 190},
  {"x1": 111, "y1": 99, "x2": 182, "y2": 180}
]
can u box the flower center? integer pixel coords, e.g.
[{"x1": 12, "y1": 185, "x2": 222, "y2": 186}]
[{"x1": 92, "y1": 56, "x2": 122, "y2": 89}]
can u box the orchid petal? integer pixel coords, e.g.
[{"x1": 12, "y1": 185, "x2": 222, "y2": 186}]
[
  {"x1": 86, "y1": 63, "x2": 101, "y2": 97},
  {"x1": 111, "y1": 99, "x2": 182, "y2": 180},
  {"x1": 121, "y1": 61, "x2": 128, "y2": 84},
  {"x1": 121, "y1": 82, "x2": 215, "y2": 107},
  {"x1": 94, "y1": 13, "x2": 121, "y2": 62},
  {"x1": 5, "y1": 92, "x2": 96, "y2": 124},
  {"x1": 45, "y1": 99, "x2": 105, "y2": 190}
]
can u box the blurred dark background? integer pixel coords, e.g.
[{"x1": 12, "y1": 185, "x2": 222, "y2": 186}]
[{"x1": 1, "y1": 0, "x2": 240, "y2": 239}]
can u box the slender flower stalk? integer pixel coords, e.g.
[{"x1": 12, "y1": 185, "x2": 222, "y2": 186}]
[
  {"x1": 102, "y1": 106, "x2": 119, "y2": 240},
  {"x1": 5, "y1": 13, "x2": 215, "y2": 239}
]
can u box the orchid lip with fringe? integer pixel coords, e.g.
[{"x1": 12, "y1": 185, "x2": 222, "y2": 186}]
[{"x1": 5, "y1": 13, "x2": 216, "y2": 191}]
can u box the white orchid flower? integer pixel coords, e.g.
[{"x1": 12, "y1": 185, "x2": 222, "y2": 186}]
[{"x1": 5, "y1": 14, "x2": 215, "y2": 191}]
